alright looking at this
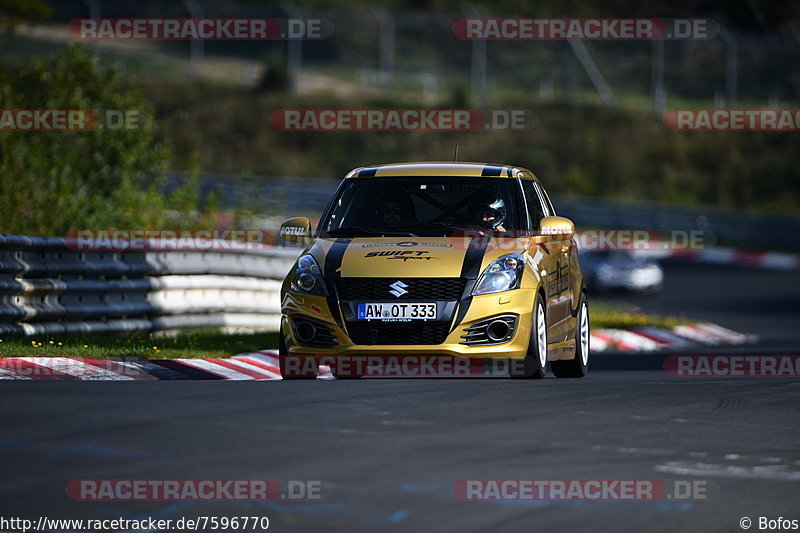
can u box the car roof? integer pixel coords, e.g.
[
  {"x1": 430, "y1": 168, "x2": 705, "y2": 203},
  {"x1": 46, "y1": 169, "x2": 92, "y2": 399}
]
[{"x1": 345, "y1": 162, "x2": 538, "y2": 180}]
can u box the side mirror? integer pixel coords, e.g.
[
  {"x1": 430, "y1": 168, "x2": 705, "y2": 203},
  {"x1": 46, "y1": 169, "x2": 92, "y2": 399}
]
[
  {"x1": 280, "y1": 217, "x2": 312, "y2": 244},
  {"x1": 539, "y1": 216, "x2": 575, "y2": 237}
]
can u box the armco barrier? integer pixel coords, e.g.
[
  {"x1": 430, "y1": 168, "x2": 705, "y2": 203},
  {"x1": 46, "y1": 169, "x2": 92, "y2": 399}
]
[{"x1": 0, "y1": 234, "x2": 302, "y2": 335}]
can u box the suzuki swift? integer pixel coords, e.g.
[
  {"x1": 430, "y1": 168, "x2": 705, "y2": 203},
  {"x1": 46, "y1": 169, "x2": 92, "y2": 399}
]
[{"x1": 278, "y1": 162, "x2": 589, "y2": 378}]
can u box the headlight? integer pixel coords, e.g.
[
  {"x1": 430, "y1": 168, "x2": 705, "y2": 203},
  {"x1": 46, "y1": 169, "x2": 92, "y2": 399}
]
[
  {"x1": 472, "y1": 254, "x2": 525, "y2": 295},
  {"x1": 290, "y1": 254, "x2": 328, "y2": 296}
]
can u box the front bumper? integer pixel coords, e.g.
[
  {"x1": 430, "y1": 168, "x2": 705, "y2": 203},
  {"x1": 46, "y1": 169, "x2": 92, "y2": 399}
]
[{"x1": 280, "y1": 289, "x2": 536, "y2": 359}]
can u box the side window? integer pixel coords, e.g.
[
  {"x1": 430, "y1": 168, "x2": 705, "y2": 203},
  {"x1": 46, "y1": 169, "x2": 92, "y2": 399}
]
[
  {"x1": 533, "y1": 181, "x2": 555, "y2": 216},
  {"x1": 521, "y1": 180, "x2": 546, "y2": 229}
]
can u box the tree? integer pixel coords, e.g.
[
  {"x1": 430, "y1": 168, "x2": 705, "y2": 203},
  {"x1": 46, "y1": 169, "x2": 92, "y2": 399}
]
[{"x1": 0, "y1": 46, "x2": 216, "y2": 236}]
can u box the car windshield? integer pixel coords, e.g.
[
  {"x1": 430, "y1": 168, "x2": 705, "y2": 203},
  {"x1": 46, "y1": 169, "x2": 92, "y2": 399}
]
[{"x1": 320, "y1": 177, "x2": 524, "y2": 237}]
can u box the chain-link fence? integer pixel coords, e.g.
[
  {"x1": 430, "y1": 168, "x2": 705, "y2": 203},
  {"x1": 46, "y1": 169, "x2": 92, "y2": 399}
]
[{"x1": 21, "y1": 1, "x2": 798, "y2": 112}]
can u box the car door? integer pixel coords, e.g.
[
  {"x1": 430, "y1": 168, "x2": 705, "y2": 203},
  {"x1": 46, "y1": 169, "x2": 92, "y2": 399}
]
[
  {"x1": 537, "y1": 180, "x2": 576, "y2": 341},
  {"x1": 522, "y1": 179, "x2": 570, "y2": 342}
]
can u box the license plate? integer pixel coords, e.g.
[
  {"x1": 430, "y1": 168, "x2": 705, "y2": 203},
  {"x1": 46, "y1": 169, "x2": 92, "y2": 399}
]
[{"x1": 357, "y1": 303, "x2": 437, "y2": 320}]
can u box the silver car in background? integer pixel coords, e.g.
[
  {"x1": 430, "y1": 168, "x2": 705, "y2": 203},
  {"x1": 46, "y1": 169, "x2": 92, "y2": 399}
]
[{"x1": 579, "y1": 250, "x2": 664, "y2": 294}]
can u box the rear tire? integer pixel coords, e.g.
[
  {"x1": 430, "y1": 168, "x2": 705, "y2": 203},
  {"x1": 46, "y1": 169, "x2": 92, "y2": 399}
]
[
  {"x1": 509, "y1": 294, "x2": 548, "y2": 379},
  {"x1": 551, "y1": 294, "x2": 589, "y2": 378}
]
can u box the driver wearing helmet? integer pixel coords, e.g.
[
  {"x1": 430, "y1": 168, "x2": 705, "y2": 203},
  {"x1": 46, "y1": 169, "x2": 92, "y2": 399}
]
[
  {"x1": 467, "y1": 198, "x2": 506, "y2": 232},
  {"x1": 377, "y1": 190, "x2": 415, "y2": 227}
]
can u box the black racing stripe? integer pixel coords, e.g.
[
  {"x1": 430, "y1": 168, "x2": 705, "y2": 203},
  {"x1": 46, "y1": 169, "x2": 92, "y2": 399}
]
[
  {"x1": 481, "y1": 165, "x2": 503, "y2": 177},
  {"x1": 358, "y1": 168, "x2": 377, "y2": 177},
  {"x1": 324, "y1": 238, "x2": 351, "y2": 327},
  {"x1": 460, "y1": 235, "x2": 489, "y2": 278},
  {"x1": 451, "y1": 235, "x2": 490, "y2": 332}
]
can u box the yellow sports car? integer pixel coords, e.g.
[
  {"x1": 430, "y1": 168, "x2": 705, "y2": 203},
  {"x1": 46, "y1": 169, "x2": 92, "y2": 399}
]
[{"x1": 278, "y1": 162, "x2": 588, "y2": 378}]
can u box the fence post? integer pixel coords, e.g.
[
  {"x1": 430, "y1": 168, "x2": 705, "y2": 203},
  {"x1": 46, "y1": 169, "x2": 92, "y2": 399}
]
[
  {"x1": 719, "y1": 27, "x2": 738, "y2": 107},
  {"x1": 651, "y1": 38, "x2": 666, "y2": 116},
  {"x1": 372, "y1": 7, "x2": 395, "y2": 95},
  {"x1": 182, "y1": 0, "x2": 204, "y2": 77},
  {"x1": 468, "y1": 11, "x2": 487, "y2": 106},
  {"x1": 81, "y1": 0, "x2": 101, "y2": 55},
  {"x1": 283, "y1": 4, "x2": 303, "y2": 94},
  {"x1": 567, "y1": 39, "x2": 616, "y2": 108}
]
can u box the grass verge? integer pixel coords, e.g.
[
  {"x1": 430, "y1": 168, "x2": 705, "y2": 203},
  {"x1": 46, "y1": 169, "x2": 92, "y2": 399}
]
[
  {"x1": 589, "y1": 300, "x2": 689, "y2": 330},
  {"x1": 0, "y1": 329, "x2": 278, "y2": 359}
]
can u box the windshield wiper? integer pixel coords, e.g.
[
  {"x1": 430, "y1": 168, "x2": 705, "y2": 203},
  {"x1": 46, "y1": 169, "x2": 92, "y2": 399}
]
[{"x1": 326, "y1": 226, "x2": 416, "y2": 237}]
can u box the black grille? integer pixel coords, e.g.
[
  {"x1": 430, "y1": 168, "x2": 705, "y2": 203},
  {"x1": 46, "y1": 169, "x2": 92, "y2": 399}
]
[
  {"x1": 345, "y1": 321, "x2": 451, "y2": 345},
  {"x1": 336, "y1": 278, "x2": 466, "y2": 300}
]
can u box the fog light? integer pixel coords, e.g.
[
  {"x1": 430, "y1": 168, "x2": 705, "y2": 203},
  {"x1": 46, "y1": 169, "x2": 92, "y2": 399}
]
[
  {"x1": 295, "y1": 321, "x2": 317, "y2": 343},
  {"x1": 460, "y1": 315, "x2": 518, "y2": 346},
  {"x1": 486, "y1": 320, "x2": 511, "y2": 342}
]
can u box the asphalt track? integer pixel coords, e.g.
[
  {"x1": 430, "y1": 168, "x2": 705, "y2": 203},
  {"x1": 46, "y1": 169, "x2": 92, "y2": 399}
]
[
  {"x1": 1, "y1": 263, "x2": 798, "y2": 533},
  {"x1": 605, "y1": 261, "x2": 800, "y2": 354}
]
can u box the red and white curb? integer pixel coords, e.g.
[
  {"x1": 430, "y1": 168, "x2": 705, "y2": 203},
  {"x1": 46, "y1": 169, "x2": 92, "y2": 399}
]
[
  {"x1": 634, "y1": 247, "x2": 800, "y2": 270},
  {"x1": 0, "y1": 352, "x2": 281, "y2": 381},
  {"x1": 0, "y1": 323, "x2": 752, "y2": 379},
  {"x1": 590, "y1": 322, "x2": 754, "y2": 352}
]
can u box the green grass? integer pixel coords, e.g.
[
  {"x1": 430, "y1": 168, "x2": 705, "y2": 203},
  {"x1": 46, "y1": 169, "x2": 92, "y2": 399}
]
[
  {"x1": 0, "y1": 329, "x2": 278, "y2": 359},
  {"x1": 589, "y1": 300, "x2": 689, "y2": 330}
]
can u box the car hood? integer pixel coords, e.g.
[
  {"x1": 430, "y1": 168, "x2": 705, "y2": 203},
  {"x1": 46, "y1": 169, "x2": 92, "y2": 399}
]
[{"x1": 307, "y1": 236, "x2": 529, "y2": 279}]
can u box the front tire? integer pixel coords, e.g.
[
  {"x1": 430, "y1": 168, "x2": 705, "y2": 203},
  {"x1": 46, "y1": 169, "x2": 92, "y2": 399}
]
[
  {"x1": 510, "y1": 294, "x2": 548, "y2": 379},
  {"x1": 551, "y1": 293, "x2": 589, "y2": 378},
  {"x1": 278, "y1": 324, "x2": 288, "y2": 356}
]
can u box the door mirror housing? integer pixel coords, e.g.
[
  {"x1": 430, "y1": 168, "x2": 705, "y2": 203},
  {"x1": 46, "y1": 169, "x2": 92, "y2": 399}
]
[
  {"x1": 539, "y1": 216, "x2": 575, "y2": 237},
  {"x1": 280, "y1": 217, "x2": 312, "y2": 244}
]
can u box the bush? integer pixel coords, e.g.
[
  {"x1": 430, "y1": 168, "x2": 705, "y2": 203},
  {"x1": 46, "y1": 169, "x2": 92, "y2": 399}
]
[{"x1": 0, "y1": 46, "x2": 217, "y2": 236}]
